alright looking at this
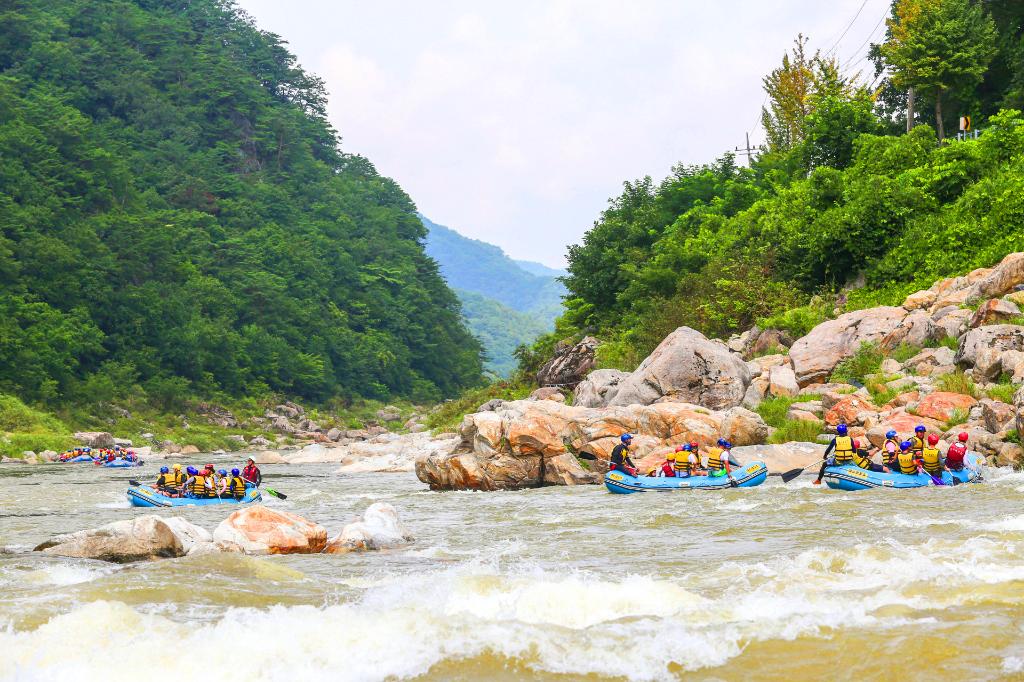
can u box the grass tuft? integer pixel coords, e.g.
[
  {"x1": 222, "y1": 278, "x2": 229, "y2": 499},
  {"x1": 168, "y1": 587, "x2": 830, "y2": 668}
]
[
  {"x1": 934, "y1": 369, "x2": 978, "y2": 398},
  {"x1": 769, "y1": 418, "x2": 824, "y2": 444},
  {"x1": 831, "y1": 342, "x2": 884, "y2": 385}
]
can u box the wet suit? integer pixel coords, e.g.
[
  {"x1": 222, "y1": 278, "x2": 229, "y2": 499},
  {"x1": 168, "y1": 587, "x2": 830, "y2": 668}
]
[{"x1": 609, "y1": 443, "x2": 638, "y2": 476}]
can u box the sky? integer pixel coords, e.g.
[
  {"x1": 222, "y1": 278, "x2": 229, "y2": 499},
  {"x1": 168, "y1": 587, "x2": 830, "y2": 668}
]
[{"x1": 236, "y1": 0, "x2": 891, "y2": 267}]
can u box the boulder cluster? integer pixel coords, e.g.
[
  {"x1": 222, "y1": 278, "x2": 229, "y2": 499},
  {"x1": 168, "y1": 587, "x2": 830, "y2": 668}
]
[{"x1": 417, "y1": 252, "x2": 1024, "y2": 491}]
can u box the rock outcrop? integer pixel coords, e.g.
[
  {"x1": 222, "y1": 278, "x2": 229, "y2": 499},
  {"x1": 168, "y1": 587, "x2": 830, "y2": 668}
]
[
  {"x1": 536, "y1": 336, "x2": 599, "y2": 388},
  {"x1": 73, "y1": 431, "x2": 115, "y2": 448},
  {"x1": 33, "y1": 516, "x2": 210, "y2": 563},
  {"x1": 323, "y1": 503, "x2": 413, "y2": 553},
  {"x1": 574, "y1": 369, "x2": 630, "y2": 408},
  {"x1": 212, "y1": 506, "x2": 327, "y2": 555}
]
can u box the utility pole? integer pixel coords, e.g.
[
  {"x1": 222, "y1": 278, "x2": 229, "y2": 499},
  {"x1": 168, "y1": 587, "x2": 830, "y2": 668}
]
[{"x1": 734, "y1": 132, "x2": 755, "y2": 166}]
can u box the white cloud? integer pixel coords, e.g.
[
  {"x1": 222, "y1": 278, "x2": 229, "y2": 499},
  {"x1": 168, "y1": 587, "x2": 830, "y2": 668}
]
[{"x1": 237, "y1": 0, "x2": 892, "y2": 267}]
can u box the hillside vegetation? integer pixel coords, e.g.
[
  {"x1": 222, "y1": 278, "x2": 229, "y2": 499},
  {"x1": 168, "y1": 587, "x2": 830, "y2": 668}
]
[
  {"x1": 520, "y1": 0, "x2": 1024, "y2": 374},
  {"x1": 0, "y1": 0, "x2": 483, "y2": 411}
]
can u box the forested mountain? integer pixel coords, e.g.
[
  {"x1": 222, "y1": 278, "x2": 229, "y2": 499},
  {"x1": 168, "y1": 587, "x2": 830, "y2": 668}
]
[
  {"x1": 422, "y1": 215, "x2": 565, "y2": 375},
  {"x1": 0, "y1": 0, "x2": 484, "y2": 407},
  {"x1": 520, "y1": 0, "x2": 1024, "y2": 374}
]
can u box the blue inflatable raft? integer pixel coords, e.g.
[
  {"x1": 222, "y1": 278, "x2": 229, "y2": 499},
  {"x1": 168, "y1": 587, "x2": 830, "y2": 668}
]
[
  {"x1": 99, "y1": 458, "x2": 143, "y2": 468},
  {"x1": 605, "y1": 461, "x2": 768, "y2": 493},
  {"x1": 822, "y1": 452, "x2": 985, "y2": 491},
  {"x1": 61, "y1": 455, "x2": 96, "y2": 463},
  {"x1": 127, "y1": 484, "x2": 261, "y2": 507}
]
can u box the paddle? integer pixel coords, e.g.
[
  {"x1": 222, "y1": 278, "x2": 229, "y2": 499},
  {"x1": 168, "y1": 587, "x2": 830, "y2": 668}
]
[
  {"x1": 129, "y1": 479, "x2": 141, "y2": 487},
  {"x1": 781, "y1": 458, "x2": 826, "y2": 483},
  {"x1": 262, "y1": 487, "x2": 287, "y2": 500}
]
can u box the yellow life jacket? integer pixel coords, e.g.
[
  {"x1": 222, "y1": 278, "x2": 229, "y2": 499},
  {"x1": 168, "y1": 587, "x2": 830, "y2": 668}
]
[
  {"x1": 882, "y1": 438, "x2": 900, "y2": 464},
  {"x1": 833, "y1": 436, "x2": 855, "y2": 465},
  {"x1": 189, "y1": 474, "x2": 209, "y2": 496},
  {"x1": 672, "y1": 452, "x2": 688, "y2": 473},
  {"x1": 911, "y1": 435, "x2": 924, "y2": 454},
  {"x1": 896, "y1": 450, "x2": 919, "y2": 475},
  {"x1": 852, "y1": 448, "x2": 874, "y2": 470},
  {"x1": 227, "y1": 476, "x2": 247, "y2": 498},
  {"x1": 921, "y1": 447, "x2": 942, "y2": 475},
  {"x1": 170, "y1": 470, "x2": 185, "y2": 486},
  {"x1": 156, "y1": 473, "x2": 176, "y2": 489},
  {"x1": 706, "y1": 447, "x2": 724, "y2": 471}
]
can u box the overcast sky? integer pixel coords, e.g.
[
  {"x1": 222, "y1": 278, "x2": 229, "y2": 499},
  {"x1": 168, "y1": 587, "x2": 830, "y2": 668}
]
[{"x1": 236, "y1": 0, "x2": 890, "y2": 267}]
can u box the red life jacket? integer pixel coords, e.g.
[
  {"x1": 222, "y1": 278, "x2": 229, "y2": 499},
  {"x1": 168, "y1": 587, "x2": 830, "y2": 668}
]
[
  {"x1": 946, "y1": 442, "x2": 967, "y2": 469},
  {"x1": 660, "y1": 462, "x2": 675, "y2": 477}
]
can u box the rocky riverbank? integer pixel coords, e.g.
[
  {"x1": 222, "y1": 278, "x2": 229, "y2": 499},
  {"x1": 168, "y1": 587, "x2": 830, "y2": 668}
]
[{"x1": 417, "y1": 252, "x2": 1024, "y2": 490}]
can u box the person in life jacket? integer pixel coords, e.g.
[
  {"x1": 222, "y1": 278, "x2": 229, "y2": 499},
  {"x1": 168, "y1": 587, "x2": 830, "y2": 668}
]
[
  {"x1": 155, "y1": 466, "x2": 179, "y2": 496},
  {"x1": 655, "y1": 453, "x2": 676, "y2": 477},
  {"x1": 852, "y1": 439, "x2": 888, "y2": 473},
  {"x1": 911, "y1": 425, "x2": 927, "y2": 456},
  {"x1": 920, "y1": 434, "x2": 944, "y2": 477},
  {"x1": 215, "y1": 469, "x2": 229, "y2": 496},
  {"x1": 706, "y1": 440, "x2": 739, "y2": 478},
  {"x1": 675, "y1": 443, "x2": 705, "y2": 477},
  {"x1": 609, "y1": 434, "x2": 638, "y2": 476},
  {"x1": 895, "y1": 440, "x2": 920, "y2": 475},
  {"x1": 242, "y1": 458, "x2": 262, "y2": 487},
  {"x1": 222, "y1": 468, "x2": 248, "y2": 500},
  {"x1": 945, "y1": 432, "x2": 969, "y2": 471},
  {"x1": 880, "y1": 430, "x2": 900, "y2": 469},
  {"x1": 813, "y1": 424, "x2": 856, "y2": 484},
  {"x1": 183, "y1": 466, "x2": 213, "y2": 498}
]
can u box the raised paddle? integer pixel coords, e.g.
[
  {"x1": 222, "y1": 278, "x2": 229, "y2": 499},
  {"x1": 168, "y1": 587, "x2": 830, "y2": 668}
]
[
  {"x1": 262, "y1": 487, "x2": 287, "y2": 500},
  {"x1": 781, "y1": 459, "x2": 826, "y2": 483}
]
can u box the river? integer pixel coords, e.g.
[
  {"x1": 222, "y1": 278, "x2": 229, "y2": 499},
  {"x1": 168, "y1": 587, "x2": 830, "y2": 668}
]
[{"x1": 2, "y1": 457, "x2": 1024, "y2": 681}]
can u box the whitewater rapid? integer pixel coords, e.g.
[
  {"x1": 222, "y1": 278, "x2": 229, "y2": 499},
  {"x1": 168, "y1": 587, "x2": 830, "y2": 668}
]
[{"x1": 3, "y1": 462, "x2": 1024, "y2": 680}]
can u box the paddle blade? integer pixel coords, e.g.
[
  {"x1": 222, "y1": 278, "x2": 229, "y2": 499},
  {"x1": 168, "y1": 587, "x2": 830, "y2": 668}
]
[
  {"x1": 129, "y1": 479, "x2": 141, "y2": 487},
  {"x1": 264, "y1": 487, "x2": 287, "y2": 500},
  {"x1": 780, "y1": 468, "x2": 805, "y2": 483}
]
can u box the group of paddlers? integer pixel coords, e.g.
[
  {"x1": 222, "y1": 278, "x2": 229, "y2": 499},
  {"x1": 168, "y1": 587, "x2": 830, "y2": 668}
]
[
  {"x1": 151, "y1": 458, "x2": 262, "y2": 499},
  {"x1": 608, "y1": 434, "x2": 740, "y2": 479},
  {"x1": 58, "y1": 446, "x2": 138, "y2": 462},
  {"x1": 813, "y1": 423, "x2": 971, "y2": 484}
]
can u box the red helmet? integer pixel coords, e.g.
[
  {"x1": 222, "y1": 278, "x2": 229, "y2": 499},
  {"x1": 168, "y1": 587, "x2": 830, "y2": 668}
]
[
  {"x1": 852, "y1": 439, "x2": 860, "y2": 449},
  {"x1": 689, "y1": 441, "x2": 698, "y2": 448},
  {"x1": 927, "y1": 434, "x2": 939, "y2": 446},
  {"x1": 958, "y1": 432, "x2": 969, "y2": 442},
  {"x1": 204, "y1": 463, "x2": 214, "y2": 470},
  {"x1": 674, "y1": 445, "x2": 684, "y2": 452}
]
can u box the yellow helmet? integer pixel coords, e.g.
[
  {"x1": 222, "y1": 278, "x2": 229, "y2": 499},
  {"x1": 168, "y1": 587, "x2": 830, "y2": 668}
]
[{"x1": 172, "y1": 463, "x2": 182, "y2": 470}]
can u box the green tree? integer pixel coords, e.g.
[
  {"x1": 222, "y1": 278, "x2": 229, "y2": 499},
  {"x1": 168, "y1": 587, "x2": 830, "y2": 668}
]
[{"x1": 880, "y1": 0, "x2": 998, "y2": 140}]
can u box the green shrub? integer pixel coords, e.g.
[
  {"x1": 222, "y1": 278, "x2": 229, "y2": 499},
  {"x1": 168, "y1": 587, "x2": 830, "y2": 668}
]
[
  {"x1": 944, "y1": 407, "x2": 970, "y2": 431},
  {"x1": 935, "y1": 369, "x2": 978, "y2": 398},
  {"x1": 426, "y1": 380, "x2": 533, "y2": 433},
  {"x1": 756, "y1": 396, "x2": 796, "y2": 428},
  {"x1": 889, "y1": 343, "x2": 922, "y2": 363},
  {"x1": 987, "y1": 383, "x2": 1017, "y2": 404},
  {"x1": 756, "y1": 299, "x2": 833, "y2": 340},
  {"x1": 831, "y1": 342, "x2": 884, "y2": 385},
  {"x1": 769, "y1": 418, "x2": 824, "y2": 444},
  {"x1": 0, "y1": 394, "x2": 67, "y2": 433},
  {"x1": 866, "y1": 381, "x2": 900, "y2": 407}
]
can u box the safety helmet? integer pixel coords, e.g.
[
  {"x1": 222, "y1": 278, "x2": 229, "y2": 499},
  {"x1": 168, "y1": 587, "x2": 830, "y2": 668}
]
[
  {"x1": 853, "y1": 439, "x2": 860, "y2": 449},
  {"x1": 204, "y1": 463, "x2": 214, "y2": 470},
  {"x1": 885, "y1": 430, "x2": 897, "y2": 439},
  {"x1": 717, "y1": 438, "x2": 726, "y2": 446},
  {"x1": 84, "y1": 447, "x2": 91, "y2": 452},
  {"x1": 689, "y1": 441, "x2": 698, "y2": 449},
  {"x1": 958, "y1": 432, "x2": 969, "y2": 442},
  {"x1": 900, "y1": 441, "x2": 912, "y2": 451},
  {"x1": 915, "y1": 425, "x2": 926, "y2": 433},
  {"x1": 231, "y1": 468, "x2": 240, "y2": 476},
  {"x1": 218, "y1": 469, "x2": 227, "y2": 476},
  {"x1": 173, "y1": 463, "x2": 182, "y2": 470},
  {"x1": 620, "y1": 433, "x2": 633, "y2": 443},
  {"x1": 682, "y1": 444, "x2": 692, "y2": 451},
  {"x1": 674, "y1": 445, "x2": 684, "y2": 452},
  {"x1": 836, "y1": 424, "x2": 848, "y2": 436},
  {"x1": 186, "y1": 466, "x2": 198, "y2": 475},
  {"x1": 927, "y1": 434, "x2": 939, "y2": 446},
  {"x1": 723, "y1": 441, "x2": 732, "y2": 449},
  {"x1": 160, "y1": 466, "x2": 169, "y2": 473}
]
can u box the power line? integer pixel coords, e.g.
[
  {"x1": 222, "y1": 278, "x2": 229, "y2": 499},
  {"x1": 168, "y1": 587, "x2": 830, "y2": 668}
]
[
  {"x1": 825, "y1": 0, "x2": 870, "y2": 57},
  {"x1": 840, "y1": 7, "x2": 888, "y2": 72}
]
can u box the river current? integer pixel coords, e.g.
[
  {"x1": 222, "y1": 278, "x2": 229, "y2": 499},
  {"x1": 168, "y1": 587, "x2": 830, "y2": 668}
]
[{"x1": 2, "y1": 457, "x2": 1024, "y2": 681}]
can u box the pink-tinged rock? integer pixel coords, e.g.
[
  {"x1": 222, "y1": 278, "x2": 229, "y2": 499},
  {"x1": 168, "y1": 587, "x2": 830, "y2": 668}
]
[
  {"x1": 870, "y1": 410, "x2": 944, "y2": 444},
  {"x1": 212, "y1": 506, "x2": 327, "y2": 555},
  {"x1": 915, "y1": 392, "x2": 978, "y2": 422},
  {"x1": 720, "y1": 407, "x2": 770, "y2": 446},
  {"x1": 789, "y1": 307, "x2": 908, "y2": 385},
  {"x1": 956, "y1": 325, "x2": 1024, "y2": 367},
  {"x1": 981, "y1": 399, "x2": 1016, "y2": 434},
  {"x1": 824, "y1": 394, "x2": 879, "y2": 426},
  {"x1": 903, "y1": 289, "x2": 937, "y2": 311},
  {"x1": 768, "y1": 365, "x2": 799, "y2": 397},
  {"x1": 969, "y1": 298, "x2": 1021, "y2": 328},
  {"x1": 883, "y1": 391, "x2": 920, "y2": 409},
  {"x1": 968, "y1": 253, "x2": 1024, "y2": 300}
]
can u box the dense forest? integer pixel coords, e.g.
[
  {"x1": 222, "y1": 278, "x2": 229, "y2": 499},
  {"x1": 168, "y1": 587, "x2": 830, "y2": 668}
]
[
  {"x1": 422, "y1": 215, "x2": 565, "y2": 376},
  {"x1": 518, "y1": 0, "x2": 1024, "y2": 375},
  {"x1": 0, "y1": 0, "x2": 484, "y2": 408}
]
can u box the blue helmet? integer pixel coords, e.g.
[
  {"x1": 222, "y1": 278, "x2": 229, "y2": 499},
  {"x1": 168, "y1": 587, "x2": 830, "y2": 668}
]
[
  {"x1": 682, "y1": 444, "x2": 692, "y2": 451},
  {"x1": 886, "y1": 430, "x2": 897, "y2": 439},
  {"x1": 231, "y1": 468, "x2": 240, "y2": 476},
  {"x1": 836, "y1": 424, "x2": 848, "y2": 436},
  {"x1": 186, "y1": 466, "x2": 198, "y2": 475},
  {"x1": 900, "y1": 440, "x2": 912, "y2": 451},
  {"x1": 159, "y1": 466, "x2": 169, "y2": 473},
  {"x1": 915, "y1": 424, "x2": 926, "y2": 433},
  {"x1": 218, "y1": 469, "x2": 227, "y2": 476},
  {"x1": 717, "y1": 438, "x2": 727, "y2": 447},
  {"x1": 620, "y1": 433, "x2": 633, "y2": 443},
  {"x1": 723, "y1": 441, "x2": 732, "y2": 449}
]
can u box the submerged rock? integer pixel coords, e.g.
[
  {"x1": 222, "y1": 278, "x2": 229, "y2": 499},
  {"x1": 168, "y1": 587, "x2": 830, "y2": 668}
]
[
  {"x1": 212, "y1": 506, "x2": 327, "y2": 555},
  {"x1": 324, "y1": 503, "x2": 413, "y2": 553},
  {"x1": 34, "y1": 516, "x2": 198, "y2": 563}
]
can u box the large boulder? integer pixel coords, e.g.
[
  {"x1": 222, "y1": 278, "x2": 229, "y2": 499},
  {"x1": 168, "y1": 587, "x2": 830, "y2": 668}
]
[
  {"x1": 824, "y1": 394, "x2": 879, "y2": 427},
  {"x1": 34, "y1": 516, "x2": 190, "y2": 563},
  {"x1": 730, "y1": 442, "x2": 826, "y2": 474},
  {"x1": 73, "y1": 431, "x2": 114, "y2": 448},
  {"x1": 966, "y1": 252, "x2": 1024, "y2": 302},
  {"x1": 915, "y1": 392, "x2": 978, "y2": 422},
  {"x1": 573, "y1": 369, "x2": 630, "y2": 408},
  {"x1": 768, "y1": 365, "x2": 799, "y2": 397},
  {"x1": 603, "y1": 327, "x2": 750, "y2": 409},
  {"x1": 955, "y1": 325, "x2": 1024, "y2": 368},
  {"x1": 719, "y1": 407, "x2": 770, "y2": 446},
  {"x1": 528, "y1": 387, "x2": 566, "y2": 402},
  {"x1": 1016, "y1": 385, "x2": 1024, "y2": 439},
  {"x1": 981, "y1": 399, "x2": 1016, "y2": 433},
  {"x1": 930, "y1": 308, "x2": 972, "y2": 340},
  {"x1": 536, "y1": 336, "x2": 599, "y2": 388},
  {"x1": 789, "y1": 307, "x2": 908, "y2": 386},
  {"x1": 212, "y1": 506, "x2": 327, "y2": 554},
  {"x1": 969, "y1": 298, "x2": 1021, "y2": 327},
  {"x1": 324, "y1": 503, "x2": 413, "y2": 553}
]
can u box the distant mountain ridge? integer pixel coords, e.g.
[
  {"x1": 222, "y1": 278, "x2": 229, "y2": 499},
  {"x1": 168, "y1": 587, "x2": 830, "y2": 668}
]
[{"x1": 421, "y1": 215, "x2": 566, "y2": 375}]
